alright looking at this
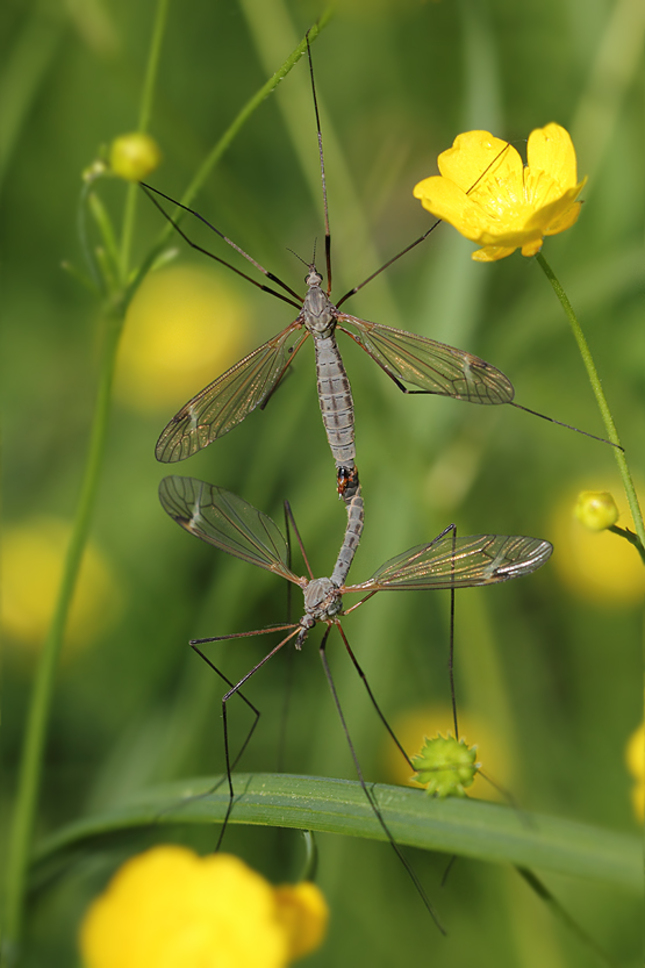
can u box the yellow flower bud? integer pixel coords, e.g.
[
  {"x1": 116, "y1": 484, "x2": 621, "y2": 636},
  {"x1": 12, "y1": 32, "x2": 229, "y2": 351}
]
[
  {"x1": 574, "y1": 490, "x2": 619, "y2": 531},
  {"x1": 109, "y1": 132, "x2": 162, "y2": 181}
]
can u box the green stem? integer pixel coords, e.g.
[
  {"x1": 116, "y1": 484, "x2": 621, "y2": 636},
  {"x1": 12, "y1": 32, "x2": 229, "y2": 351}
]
[
  {"x1": 119, "y1": 0, "x2": 171, "y2": 281},
  {"x1": 2, "y1": 2, "x2": 172, "y2": 959},
  {"x1": 609, "y1": 525, "x2": 645, "y2": 566},
  {"x1": 536, "y1": 252, "x2": 645, "y2": 556},
  {"x1": 516, "y1": 868, "x2": 618, "y2": 968},
  {"x1": 1, "y1": 310, "x2": 124, "y2": 966}
]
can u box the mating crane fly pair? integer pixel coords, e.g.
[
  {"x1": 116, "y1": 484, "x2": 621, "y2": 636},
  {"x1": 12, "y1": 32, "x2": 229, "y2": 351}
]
[{"x1": 145, "y1": 38, "x2": 574, "y2": 930}]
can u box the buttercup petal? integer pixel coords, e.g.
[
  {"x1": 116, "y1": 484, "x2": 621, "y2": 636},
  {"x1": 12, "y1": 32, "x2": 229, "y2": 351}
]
[
  {"x1": 437, "y1": 131, "x2": 522, "y2": 194},
  {"x1": 543, "y1": 196, "x2": 584, "y2": 236},
  {"x1": 527, "y1": 123, "x2": 578, "y2": 192},
  {"x1": 472, "y1": 244, "x2": 519, "y2": 262},
  {"x1": 413, "y1": 175, "x2": 489, "y2": 240},
  {"x1": 521, "y1": 238, "x2": 544, "y2": 257}
]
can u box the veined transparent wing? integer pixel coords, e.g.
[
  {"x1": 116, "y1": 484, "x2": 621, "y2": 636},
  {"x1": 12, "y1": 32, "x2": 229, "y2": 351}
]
[
  {"x1": 337, "y1": 314, "x2": 514, "y2": 405},
  {"x1": 345, "y1": 534, "x2": 552, "y2": 593},
  {"x1": 159, "y1": 476, "x2": 302, "y2": 584},
  {"x1": 156, "y1": 323, "x2": 308, "y2": 462}
]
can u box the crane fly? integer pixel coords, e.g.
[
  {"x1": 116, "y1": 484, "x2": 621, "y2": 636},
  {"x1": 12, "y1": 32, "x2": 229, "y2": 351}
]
[
  {"x1": 159, "y1": 474, "x2": 553, "y2": 928},
  {"x1": 145, "y1": 42, "x2": 613, "y2": 472}
]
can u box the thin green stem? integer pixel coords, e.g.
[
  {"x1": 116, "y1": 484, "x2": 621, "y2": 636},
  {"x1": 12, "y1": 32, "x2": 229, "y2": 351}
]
[
  {"x1": 516, "y1": 868, "x2": 618, "y2": 968},
  {"x1": 536, "y1": 252, "x2": 645, "y2": 556},
  {"x1": 1, "y1": 310, "x2": 124, "y2": 966},
  {"x1": 609, "y1": 525, "x2": 645, "y2": 566},
  {"x1": 119, "y1": 0, "x2": 171, "y2": 281},
  {"x1": 2, "y1": 3, "x2": 172, "y2": 960}
]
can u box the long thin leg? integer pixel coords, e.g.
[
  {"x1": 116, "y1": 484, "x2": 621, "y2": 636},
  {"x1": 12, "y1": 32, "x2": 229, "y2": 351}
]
[
  {"x1": 510, "y1": 402, "x2": 618, "y2": 448},
  {"x1": 335, "y1": 221, "x2": 441, "y2": 309},
  {"x1": 447, "y1": 522, "x2": 459, "y2": 739},
  {"x1": 318, "y1": 628, "x2": 446, "y2": 933},
  {"x1": 336, "y1": 623, "x2": 414, "y2": 771},
  {"x1": 284, "y1": 500, "x2": 315, "y2": 579},
  {"x1": 140, "y1": 182, "x2": 302, "y2": 307},
  {"x1": 275, "y1": 502, "x2": 298, "y2": 772},
  {"x1": 192, "y1": 626, "x2": 300, "y2": 848}
]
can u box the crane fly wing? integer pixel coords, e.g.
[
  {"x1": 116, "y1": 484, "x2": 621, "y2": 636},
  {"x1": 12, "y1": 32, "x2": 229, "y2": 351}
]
[
  {"x1": 159, "y1": 476, "x2": 302, "y2": 584},
  {"x1": 337, "y1": 314, "x2": 514, "y2": 405},
  {"x1": 156, "y1": 322, "x2": 307, "y2": 462},
  {"x1": 345, "y1": 534, "x2": 552, "y2": 593}
]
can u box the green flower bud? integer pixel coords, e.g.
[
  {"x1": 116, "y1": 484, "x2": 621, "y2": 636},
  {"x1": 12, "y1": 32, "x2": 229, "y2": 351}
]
[
  {"x1": 574, "y1": 490, "x2": 619, "y2": 532},
  {"x1": 109, "y1": 132, "x2": 162, "y2": 181},
  {"x1": 410, "y1": 733, "x2": 479, "y2": 797}
]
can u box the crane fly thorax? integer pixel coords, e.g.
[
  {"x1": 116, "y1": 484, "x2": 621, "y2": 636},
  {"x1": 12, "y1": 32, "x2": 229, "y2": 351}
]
[
  {"x1": 303, "y1": 576, "x2": 343, "y2": 621},
  {"x1": 302, "y1": 267, "x2": 336, "y2": 338}
]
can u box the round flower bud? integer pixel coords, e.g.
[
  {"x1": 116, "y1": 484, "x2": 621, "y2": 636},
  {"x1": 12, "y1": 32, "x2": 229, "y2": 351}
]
[
  {"x1": 410, "y1": 733, "x2": 479, "y2": 798},
  {"x1": 109, "y1": 132, "x2": 162, "y2": 181},
  {"x1": 574, "y1": 490, "x2": 619, "y2": 532}
]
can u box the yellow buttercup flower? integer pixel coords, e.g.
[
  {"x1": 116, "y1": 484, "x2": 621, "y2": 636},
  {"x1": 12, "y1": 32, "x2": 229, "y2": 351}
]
[
  {"x1": 413, "y1": 124, "x2": 586, "y2": 261},
  {"x1": 79, "y1": 846, "x2": 328, "y2": 968},
  {"x1": 1, "y1": 516, "x2": 120, "y2": 656}
]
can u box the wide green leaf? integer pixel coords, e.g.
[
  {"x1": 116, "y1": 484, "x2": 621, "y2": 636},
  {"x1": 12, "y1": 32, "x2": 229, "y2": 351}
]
[{"x1": 33, "y1": 773, "x2": 640, "y2": 891}]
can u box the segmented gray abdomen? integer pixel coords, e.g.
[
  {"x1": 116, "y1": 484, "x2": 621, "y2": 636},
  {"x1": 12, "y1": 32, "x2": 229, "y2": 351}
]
[
  {"x1": 330, "y1": 486, "x2": 364, "y2": 588},
  {"x1": 314, "y1": 334, "x2": 356, "y2": 468}
]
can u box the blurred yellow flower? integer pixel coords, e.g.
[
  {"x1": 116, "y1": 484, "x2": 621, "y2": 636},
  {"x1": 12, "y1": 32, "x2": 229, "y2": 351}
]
[
  {"x1": 116, "y1": 265, "x2": 250, "y2": 412},
  {"x1": 383, "y1": 705, "x2": 509, "y2": 800},
  {"x1": 550, "y1": 483, "x2": 645, "y2": 604},
  {"x1": 625, "y1": 719, "x2": 644, "y2": 822},
  {"x1": 413, "y1": 123, "x2": 586, "y2": 261},
  {"x1": 109, "y1": 133, "x2": 162, "y2": 181},
  {"x1": 574, "y1": 490, "x2": 619, "y2": 531},
  {"x1": 80, "y1": 846, "x2": 328, "y2": 968},
  {"x1": 1, "y1": 516, "x2": 120, "y2": 655},
  {"x1": 274, "y1": 882, "x2": 329, "y2": 961}
]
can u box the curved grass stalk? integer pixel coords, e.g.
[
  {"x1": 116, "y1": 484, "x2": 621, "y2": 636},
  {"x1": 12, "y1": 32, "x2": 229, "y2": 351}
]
[
  {"x1": 536, "y1": 253, "x2": 645, "y2": 558},
  {"x1": 1, "y1": 10, "x2": 332, "y2": 961}
]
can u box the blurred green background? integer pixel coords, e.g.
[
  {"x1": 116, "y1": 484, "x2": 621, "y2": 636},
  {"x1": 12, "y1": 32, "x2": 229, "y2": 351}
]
[{"x1": 1, "y1": 0, "x2": 643, "y2": 964}]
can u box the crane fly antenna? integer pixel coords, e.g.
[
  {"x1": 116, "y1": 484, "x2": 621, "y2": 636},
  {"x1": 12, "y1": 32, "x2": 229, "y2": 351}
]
[
  {"x1": 140, "y1": 182, "x2": 302, "y2": 308},
  {"x1": 306, "y1": 34, "x2": 332, "y2": 294},
  {"x1": 318, "y1": 627, "x2": 446, "y2": 932}
]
